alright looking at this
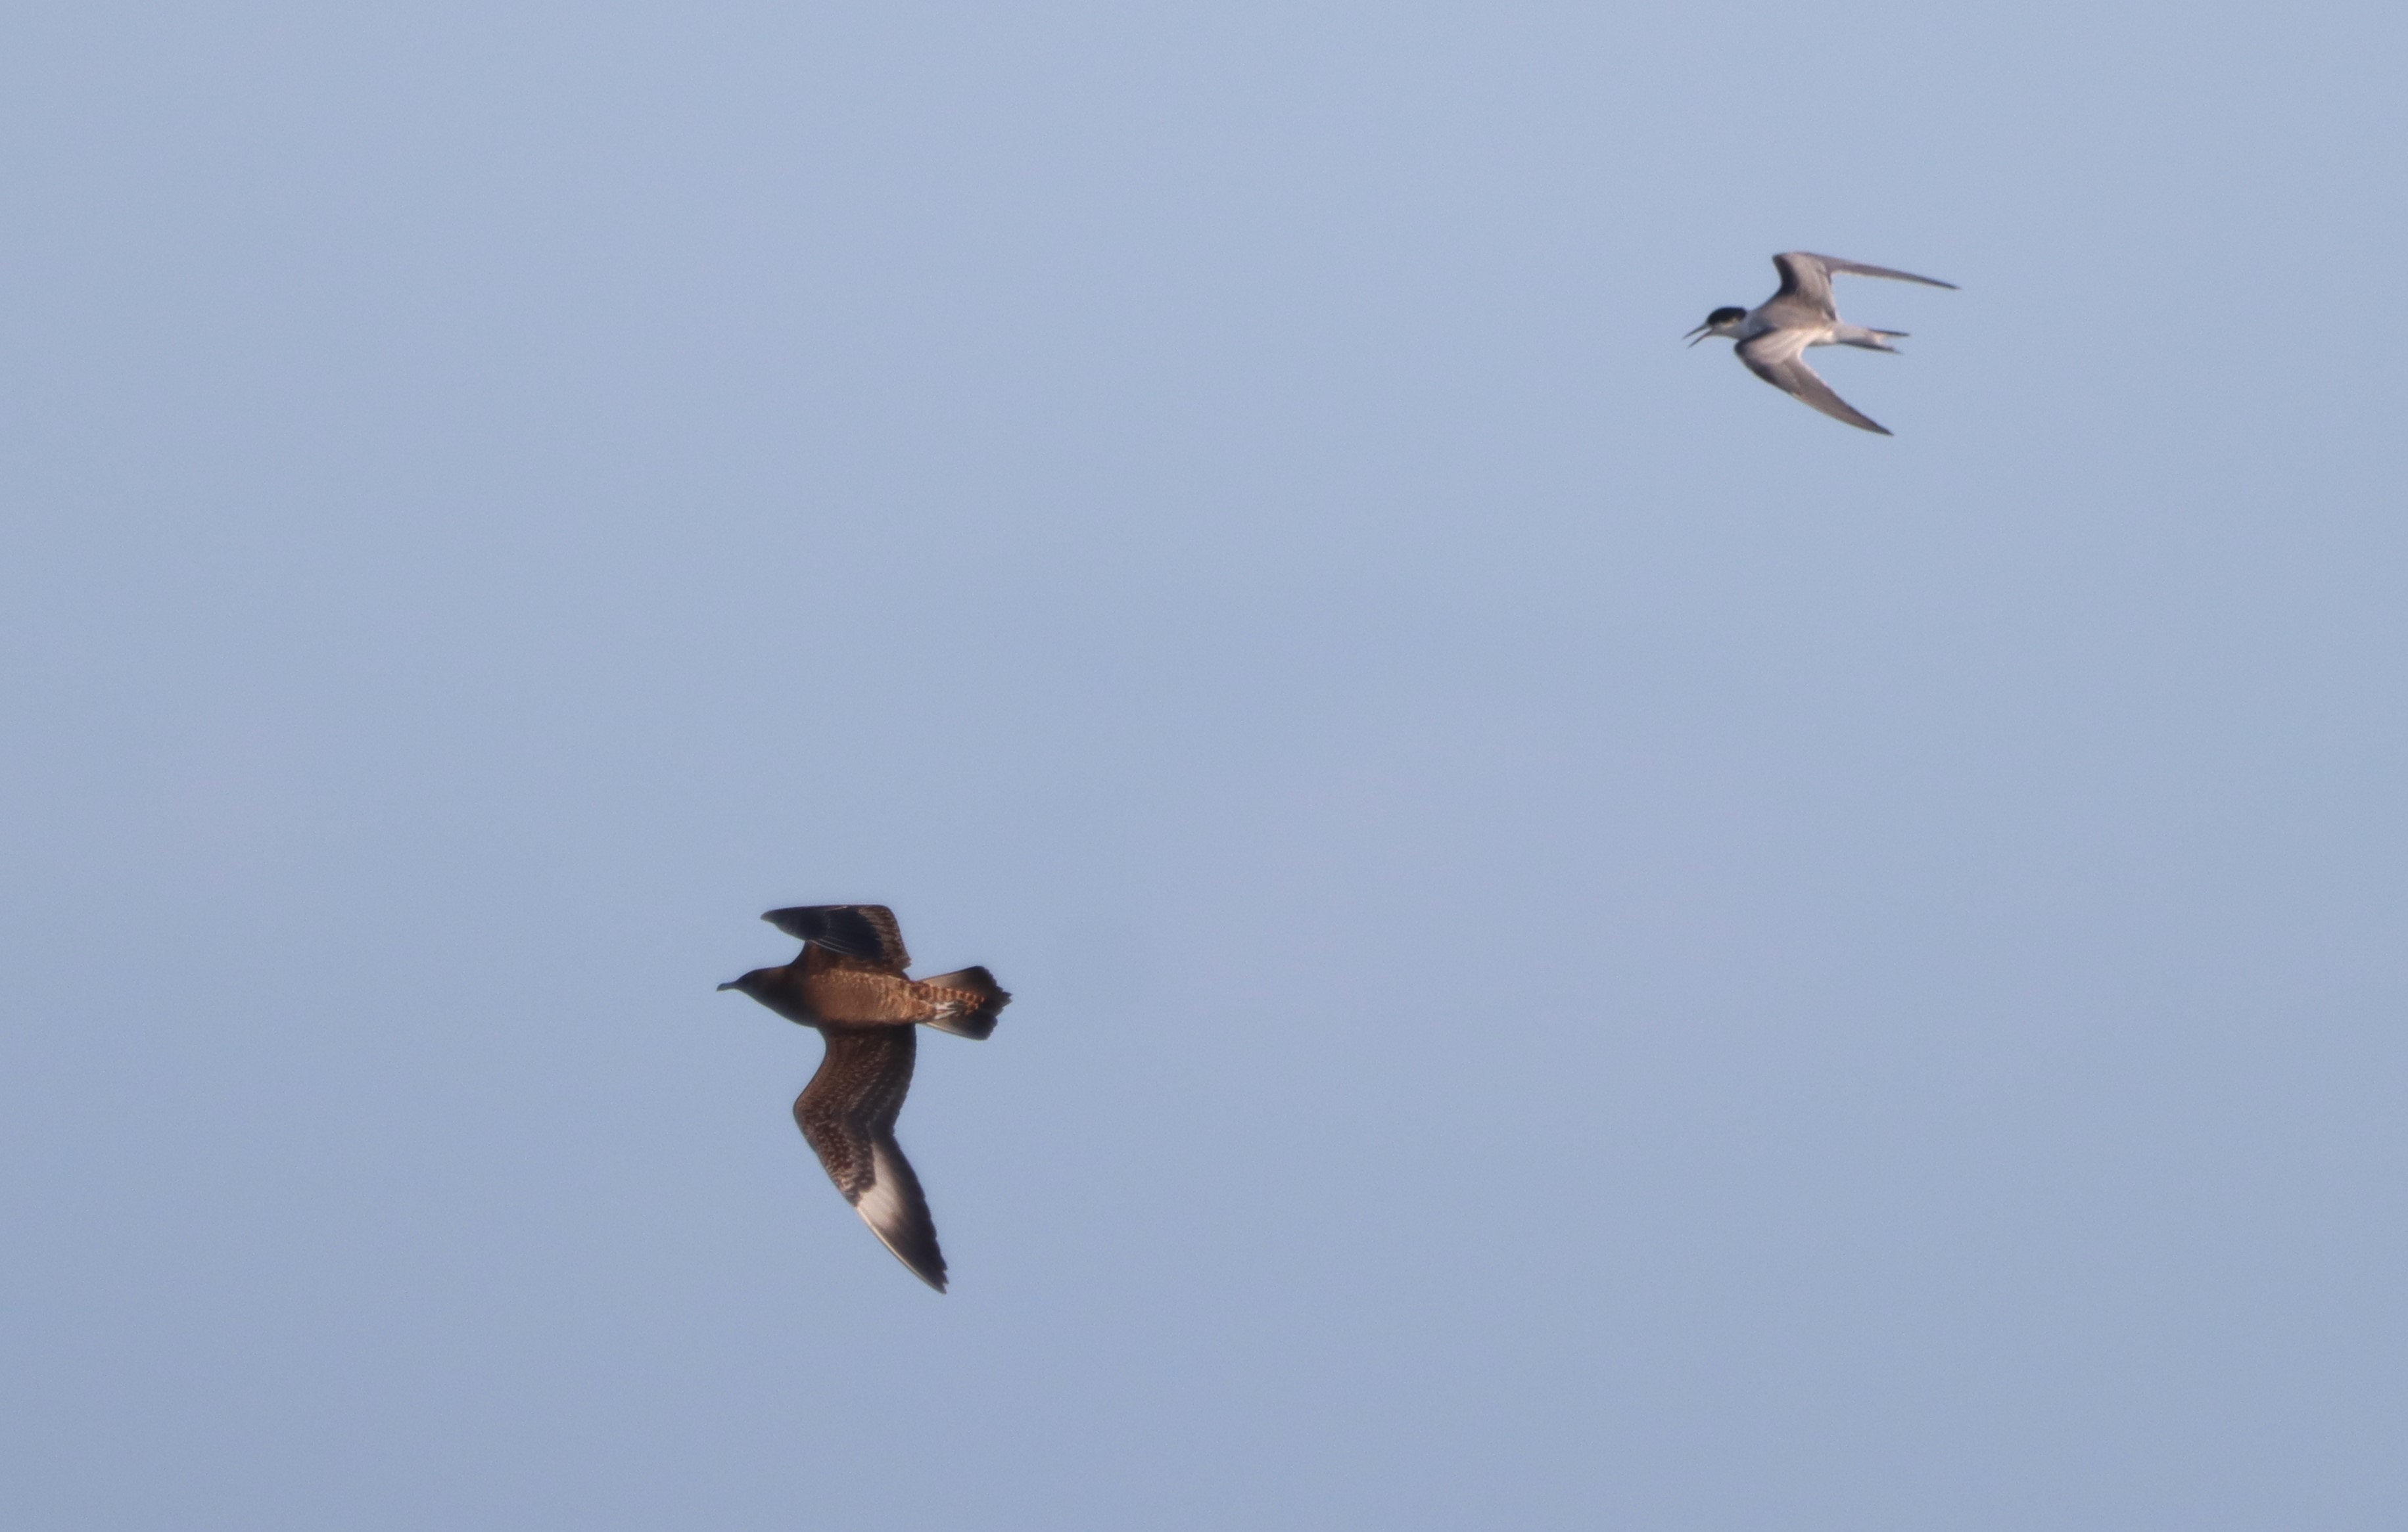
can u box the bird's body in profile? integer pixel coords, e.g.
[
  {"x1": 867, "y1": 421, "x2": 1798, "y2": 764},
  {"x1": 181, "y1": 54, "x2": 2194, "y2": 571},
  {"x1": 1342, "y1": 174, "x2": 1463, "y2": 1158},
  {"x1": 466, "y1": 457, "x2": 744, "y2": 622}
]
[
  {"x1": 717, "y1": 904, "x2": 1009, "y2": 1292},
  {"x1": 1687, "y1": 251, "x2": 1956, "y2": 434}
]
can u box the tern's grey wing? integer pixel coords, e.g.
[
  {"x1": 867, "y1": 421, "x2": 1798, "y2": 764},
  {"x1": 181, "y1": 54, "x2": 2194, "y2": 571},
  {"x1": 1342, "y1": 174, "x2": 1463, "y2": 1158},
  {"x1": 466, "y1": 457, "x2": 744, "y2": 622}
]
[
  {"x1": 1788, "y1": 252, "x2": 1956, "y2": 290},
  {"x1": 1736, "y1": 330, "x2": 1892, "y2": 435},
  {"x1": 1769, "y1": 252, "x2": 1837, "y2": 316},
  {"x1": 794, "y1": 1027, "x2": 947, "y2": 1291}
]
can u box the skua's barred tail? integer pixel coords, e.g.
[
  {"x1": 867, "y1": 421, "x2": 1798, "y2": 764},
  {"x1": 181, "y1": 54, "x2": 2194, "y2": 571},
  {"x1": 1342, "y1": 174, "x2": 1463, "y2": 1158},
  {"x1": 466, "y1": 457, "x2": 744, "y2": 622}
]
[{"x1": 920, "y1": 967, "x2": 1010, "y2": 1040}]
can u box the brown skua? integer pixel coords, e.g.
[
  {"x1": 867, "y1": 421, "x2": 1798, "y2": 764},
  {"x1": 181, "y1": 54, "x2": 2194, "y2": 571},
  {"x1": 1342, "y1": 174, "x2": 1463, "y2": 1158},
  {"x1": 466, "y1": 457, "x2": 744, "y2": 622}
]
[{"x1": 717, "y1": 904, "x2": 1009, "y2": 1291}]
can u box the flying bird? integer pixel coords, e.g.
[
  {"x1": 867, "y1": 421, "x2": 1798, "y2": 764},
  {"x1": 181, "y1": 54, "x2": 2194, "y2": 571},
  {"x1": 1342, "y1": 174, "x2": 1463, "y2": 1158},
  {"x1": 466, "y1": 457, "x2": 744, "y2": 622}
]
[
  {"x1": 717, "y1": 904, "x2": 1010, "y2": 1291},
  {"x1": 1686, "y1": 251, "x2": 1956, "y2": 434}
]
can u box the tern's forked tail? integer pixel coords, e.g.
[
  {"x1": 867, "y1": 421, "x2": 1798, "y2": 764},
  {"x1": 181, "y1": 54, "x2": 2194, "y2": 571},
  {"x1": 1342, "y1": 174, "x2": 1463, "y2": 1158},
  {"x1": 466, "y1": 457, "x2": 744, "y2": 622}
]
[{"x1": 1836, "y1": 324, "x2": 1910, "y2": 351}]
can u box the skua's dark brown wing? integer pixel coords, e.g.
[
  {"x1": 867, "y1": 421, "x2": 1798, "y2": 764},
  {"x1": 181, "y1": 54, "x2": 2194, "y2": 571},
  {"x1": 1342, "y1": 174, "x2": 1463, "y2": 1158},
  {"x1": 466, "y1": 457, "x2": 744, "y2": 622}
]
[
  {"x1": 793, "y1": 1027, "x2": 945, "y2": 1291},
  {"x1": 763, "y1": 905, "x2": 911, "y2": 974}
]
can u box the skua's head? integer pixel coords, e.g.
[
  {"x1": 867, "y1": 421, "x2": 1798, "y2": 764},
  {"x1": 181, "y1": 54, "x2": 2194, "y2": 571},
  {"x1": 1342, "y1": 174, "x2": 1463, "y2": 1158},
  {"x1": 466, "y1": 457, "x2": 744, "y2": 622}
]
[
  {"x1": 1685, "y1": 306, "x2": 1747, "y2": 346},
  {"x1": 717, "y1": 969, "x2": 772, "y2": 996}
]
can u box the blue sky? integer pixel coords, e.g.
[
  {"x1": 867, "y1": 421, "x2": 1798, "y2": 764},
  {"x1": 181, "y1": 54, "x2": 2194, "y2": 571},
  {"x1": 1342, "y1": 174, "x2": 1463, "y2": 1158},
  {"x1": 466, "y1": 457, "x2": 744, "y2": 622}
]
[{"x1": 5, "y1": 3, "x2": 2405, "y2": 1527}]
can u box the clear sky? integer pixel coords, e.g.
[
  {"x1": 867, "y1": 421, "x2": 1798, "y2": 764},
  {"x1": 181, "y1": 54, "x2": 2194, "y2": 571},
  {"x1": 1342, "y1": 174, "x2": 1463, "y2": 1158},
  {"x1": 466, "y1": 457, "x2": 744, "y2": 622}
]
[{"x1": 5, "y1": 2, "x2": 2404, "y2": 1527}]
